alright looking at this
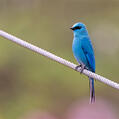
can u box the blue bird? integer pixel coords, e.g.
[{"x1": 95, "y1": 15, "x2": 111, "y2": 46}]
[{"x1": 70, "y1": 22, "x2": 95, "y2": 103}]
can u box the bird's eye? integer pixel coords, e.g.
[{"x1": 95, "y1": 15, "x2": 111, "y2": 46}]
[{"x1": 73, "y1": 26, "x2": 82, "y2": 30}]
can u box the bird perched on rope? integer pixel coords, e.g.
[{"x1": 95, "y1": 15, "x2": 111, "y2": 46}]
[{"x1": 70, "y1": 22, "x2": 95, "y2": 103}]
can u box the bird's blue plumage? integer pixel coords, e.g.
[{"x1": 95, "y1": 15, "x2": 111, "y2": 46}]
[{"x1": 71, "y1": 22, "x2": 95, "y2": 103}]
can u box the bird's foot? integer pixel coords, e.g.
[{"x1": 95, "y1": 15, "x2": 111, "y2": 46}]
[
  {"x1": 75, "y1": 65, "x2": 81, "y2": 71},
  {"x1": 75, "y1": 64, "x2": 86, "y2": 74}
]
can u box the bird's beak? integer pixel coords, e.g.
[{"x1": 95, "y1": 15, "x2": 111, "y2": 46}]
[{"x1": 70, "y1": 27, "x2": 73, "y2": 30}]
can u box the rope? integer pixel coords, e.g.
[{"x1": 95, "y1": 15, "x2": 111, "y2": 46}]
[{"x1": 0, "y1": 30, "x2": 119, "y2": 90}]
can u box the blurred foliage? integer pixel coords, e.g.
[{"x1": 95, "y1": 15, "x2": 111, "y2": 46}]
[{"x1": 0, "y1": 0, "x2": 119, "y2": 119}]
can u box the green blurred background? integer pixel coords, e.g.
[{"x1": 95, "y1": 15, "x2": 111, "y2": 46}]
[{"x1": 0, "y1": 0, "x2": 119, "y2": 119}]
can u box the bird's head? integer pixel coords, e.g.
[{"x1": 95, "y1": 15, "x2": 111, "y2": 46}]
[{"x1": 70, "y1": 22, "x2": 88, "y2": 36}]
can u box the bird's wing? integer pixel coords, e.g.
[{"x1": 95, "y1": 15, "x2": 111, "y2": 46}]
[{"x1": 81, "y1": 37, "x2": 95, "y2": 72}]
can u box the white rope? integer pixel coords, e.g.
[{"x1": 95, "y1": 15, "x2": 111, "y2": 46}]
[{"x1": 0, "y1": 30, "x2": 119, "y2": 90}]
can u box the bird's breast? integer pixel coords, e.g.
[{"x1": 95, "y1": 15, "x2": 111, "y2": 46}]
[{"x1": 72, "y1": 38, "x2": 87, "y2": 66}]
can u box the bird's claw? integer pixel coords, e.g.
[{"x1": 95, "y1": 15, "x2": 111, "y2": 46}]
[
  {"x1": 75, "y1": 64, "x2": 86, "y2": 74},
  {"x1": 75, "y1": 65, "x2": 81, "y2": 71}
]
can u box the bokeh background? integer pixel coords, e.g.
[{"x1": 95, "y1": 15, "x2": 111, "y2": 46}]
[{"x1": 0, "y1": 0, "x2": 119, "y2": 119}]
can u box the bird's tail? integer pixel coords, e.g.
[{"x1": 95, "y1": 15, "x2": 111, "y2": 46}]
[{"x1": 89, "y1": 78, "x2": 95, "y2": 103}]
